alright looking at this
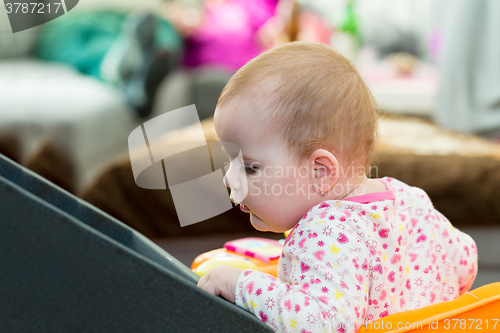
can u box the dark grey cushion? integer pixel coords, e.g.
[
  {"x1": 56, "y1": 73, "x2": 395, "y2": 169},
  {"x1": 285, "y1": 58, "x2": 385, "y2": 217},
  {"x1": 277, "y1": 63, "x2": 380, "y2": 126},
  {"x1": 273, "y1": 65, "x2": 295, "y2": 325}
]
[{"x1": 0, "y1": 154, "x2": 271, "y2": 333}]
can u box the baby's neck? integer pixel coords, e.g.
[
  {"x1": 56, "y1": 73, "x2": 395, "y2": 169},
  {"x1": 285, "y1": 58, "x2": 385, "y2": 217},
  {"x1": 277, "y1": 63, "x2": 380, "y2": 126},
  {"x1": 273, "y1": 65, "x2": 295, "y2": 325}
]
[{"x1": 329, "y1": 176, "x2": 388, "y2": 201}]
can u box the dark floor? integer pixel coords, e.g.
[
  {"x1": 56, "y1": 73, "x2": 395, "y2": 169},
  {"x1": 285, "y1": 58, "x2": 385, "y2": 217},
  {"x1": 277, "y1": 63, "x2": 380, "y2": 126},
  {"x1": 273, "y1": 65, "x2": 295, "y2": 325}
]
[{"x1": 154, "y1": 227, "x2": 500, "y2": 290}]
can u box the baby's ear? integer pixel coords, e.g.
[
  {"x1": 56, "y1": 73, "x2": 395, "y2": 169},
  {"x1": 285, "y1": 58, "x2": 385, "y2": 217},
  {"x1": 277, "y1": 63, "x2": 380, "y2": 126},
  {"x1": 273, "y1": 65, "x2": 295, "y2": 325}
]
[
  {"x1": 315, "y1": 157, "x2": 334, "y2": 177},
  {"x1": 309, "y1": 149, "x2": 340, "y2": 187}
]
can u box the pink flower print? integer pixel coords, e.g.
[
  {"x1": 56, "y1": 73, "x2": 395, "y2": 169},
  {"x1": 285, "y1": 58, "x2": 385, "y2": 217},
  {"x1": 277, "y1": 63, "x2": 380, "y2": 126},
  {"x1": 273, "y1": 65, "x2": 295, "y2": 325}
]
[
  {"x1": 322, "y1": 226, "x2": 333, "y2": 236},
  {"x1": 415, "y1": 277, "x2": 423, "y2": 287},
  {"x1": 328, "y1": 215, "x2": 335, "y2": 220},
  {"x1": 265, "y1": 297, "x2": 275, "y2": 310},
  {"x1": 255, "y1": 288, "x2": 262, "y2": 296}
]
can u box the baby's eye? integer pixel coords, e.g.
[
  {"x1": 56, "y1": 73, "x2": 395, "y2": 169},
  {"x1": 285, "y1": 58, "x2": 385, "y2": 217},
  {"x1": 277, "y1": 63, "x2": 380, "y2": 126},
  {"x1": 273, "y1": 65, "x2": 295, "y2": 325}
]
[{"x1": 241, "y1": 165, "x2": 257, "y2": 175}]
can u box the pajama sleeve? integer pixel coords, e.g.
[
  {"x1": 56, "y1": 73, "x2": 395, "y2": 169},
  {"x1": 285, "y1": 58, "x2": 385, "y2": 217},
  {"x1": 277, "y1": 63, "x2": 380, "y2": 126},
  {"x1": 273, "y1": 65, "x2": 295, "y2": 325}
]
[
  {"x1": 436, "y1": 211, "x2": 478, "y2": 295},
  {"x1": 234, "y1": 220, "x2": 373, "y2": 333}
]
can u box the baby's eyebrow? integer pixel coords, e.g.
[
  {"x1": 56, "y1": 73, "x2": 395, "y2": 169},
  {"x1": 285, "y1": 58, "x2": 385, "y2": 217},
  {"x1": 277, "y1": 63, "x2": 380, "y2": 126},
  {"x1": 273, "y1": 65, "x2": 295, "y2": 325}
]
[
  {"x1": 220, "y1": 145, "x2": 256, "y2": 162},
  {"x1": 242, "y1": 155, "x2": 257, "y2": 162}
]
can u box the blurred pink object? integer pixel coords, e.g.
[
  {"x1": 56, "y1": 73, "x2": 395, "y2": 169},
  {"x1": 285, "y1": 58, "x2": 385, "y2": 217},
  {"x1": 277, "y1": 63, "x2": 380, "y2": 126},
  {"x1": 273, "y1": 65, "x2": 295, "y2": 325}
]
[
  {"x1": 297, "y1": 11, "x2": 332, "y2": 45},
  {"x1": 428, "y1": 29, "x2": 443, "y2": 62},
  {"x1": 183, "y1": 0, "x2": 279, "y2": 72}
]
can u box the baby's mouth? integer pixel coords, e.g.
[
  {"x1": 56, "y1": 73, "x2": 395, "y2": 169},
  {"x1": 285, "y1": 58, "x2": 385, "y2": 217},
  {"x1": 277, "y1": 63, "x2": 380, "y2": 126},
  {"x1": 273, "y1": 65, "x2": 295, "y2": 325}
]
[{"x1": 240, "y1": 204, "x2": 251, "y2": 213}]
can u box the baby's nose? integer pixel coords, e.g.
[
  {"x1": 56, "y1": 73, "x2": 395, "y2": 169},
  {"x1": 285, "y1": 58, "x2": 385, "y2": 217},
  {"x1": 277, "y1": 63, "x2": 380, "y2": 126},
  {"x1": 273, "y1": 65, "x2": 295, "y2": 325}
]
[
  {"x1": 223, "y1": 166, "x2": 241, "y2": 191},
  {"x1": 223, "y1": 173, "x2": 230, "y2": 188}
]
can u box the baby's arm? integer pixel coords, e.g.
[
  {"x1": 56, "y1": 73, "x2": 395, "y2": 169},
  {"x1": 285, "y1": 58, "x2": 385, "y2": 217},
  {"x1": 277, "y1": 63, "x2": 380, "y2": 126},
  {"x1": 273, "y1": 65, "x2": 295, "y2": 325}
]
[
  {"x1": 436, "y1": 211, "x2": 478, "y2": 295},
  {"x1": 235, "y1": 222, "x2": 372, "y2": 333}
]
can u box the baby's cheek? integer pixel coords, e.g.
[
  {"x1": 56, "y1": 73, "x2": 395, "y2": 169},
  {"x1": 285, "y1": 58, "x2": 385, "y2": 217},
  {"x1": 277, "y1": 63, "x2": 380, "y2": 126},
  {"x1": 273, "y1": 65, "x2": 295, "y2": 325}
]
[{"x1": 246, "y1": 179, "x2": 262, "y2": 197}]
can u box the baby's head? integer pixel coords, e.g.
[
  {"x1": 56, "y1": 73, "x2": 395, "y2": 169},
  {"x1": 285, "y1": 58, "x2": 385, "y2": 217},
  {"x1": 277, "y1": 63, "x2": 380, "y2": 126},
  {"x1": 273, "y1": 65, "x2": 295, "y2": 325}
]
[{"x1": 214, "y1": 41, "x2": 378, "y2": 232}]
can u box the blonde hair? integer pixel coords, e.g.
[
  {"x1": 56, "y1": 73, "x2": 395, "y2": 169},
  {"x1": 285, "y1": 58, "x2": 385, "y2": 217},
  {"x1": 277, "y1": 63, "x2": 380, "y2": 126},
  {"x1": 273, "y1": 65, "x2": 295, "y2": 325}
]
[{"x1": 216, "y1": 41, "x2": 379, "y2": 172}]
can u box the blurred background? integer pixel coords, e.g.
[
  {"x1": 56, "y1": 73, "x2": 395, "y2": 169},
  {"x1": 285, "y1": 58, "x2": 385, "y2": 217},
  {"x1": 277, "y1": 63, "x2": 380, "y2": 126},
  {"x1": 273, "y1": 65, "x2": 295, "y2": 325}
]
[{"x1": 1, "y1": 0, "x2": 500, "y2": 289}]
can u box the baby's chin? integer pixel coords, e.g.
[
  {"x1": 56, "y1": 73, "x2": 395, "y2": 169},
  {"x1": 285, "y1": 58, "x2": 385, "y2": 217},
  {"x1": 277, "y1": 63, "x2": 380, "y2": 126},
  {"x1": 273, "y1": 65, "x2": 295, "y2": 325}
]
[
  {"x1": 249, "y1": 213, "x2": 290, "y2": 233},
  {"x1": 249, "y1": 213, "x2": 272, "y2": 232}
]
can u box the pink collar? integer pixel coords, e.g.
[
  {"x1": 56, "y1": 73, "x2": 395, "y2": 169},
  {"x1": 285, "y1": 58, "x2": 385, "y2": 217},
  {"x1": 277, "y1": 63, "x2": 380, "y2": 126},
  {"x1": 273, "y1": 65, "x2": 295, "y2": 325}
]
[{"x1": 343, "y1": 178, "x2": 395, "y2": 204}]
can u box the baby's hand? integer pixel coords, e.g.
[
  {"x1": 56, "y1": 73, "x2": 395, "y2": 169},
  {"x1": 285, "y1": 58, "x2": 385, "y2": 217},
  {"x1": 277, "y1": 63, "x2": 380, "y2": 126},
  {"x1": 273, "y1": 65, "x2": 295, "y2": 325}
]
[{"x1": 197, "y1": 265, "x2": 244, "y2": 303}]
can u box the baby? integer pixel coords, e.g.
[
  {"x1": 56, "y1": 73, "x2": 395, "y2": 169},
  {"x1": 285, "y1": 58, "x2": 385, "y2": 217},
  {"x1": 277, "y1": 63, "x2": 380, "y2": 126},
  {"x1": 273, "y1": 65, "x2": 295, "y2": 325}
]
[{"x1": 197, "y1": 42, "x2": 478, "y2": 332}]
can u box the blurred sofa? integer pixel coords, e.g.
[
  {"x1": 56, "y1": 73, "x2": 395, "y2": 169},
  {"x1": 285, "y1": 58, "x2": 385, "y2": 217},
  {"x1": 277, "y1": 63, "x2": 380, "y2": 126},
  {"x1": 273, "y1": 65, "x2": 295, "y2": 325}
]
[
  {"x1": 0, "y1": 0, "x2": 231, "y2": 194},
  {"x1": 0, "y1": 3, "x2": 154, "y2": 191}
]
